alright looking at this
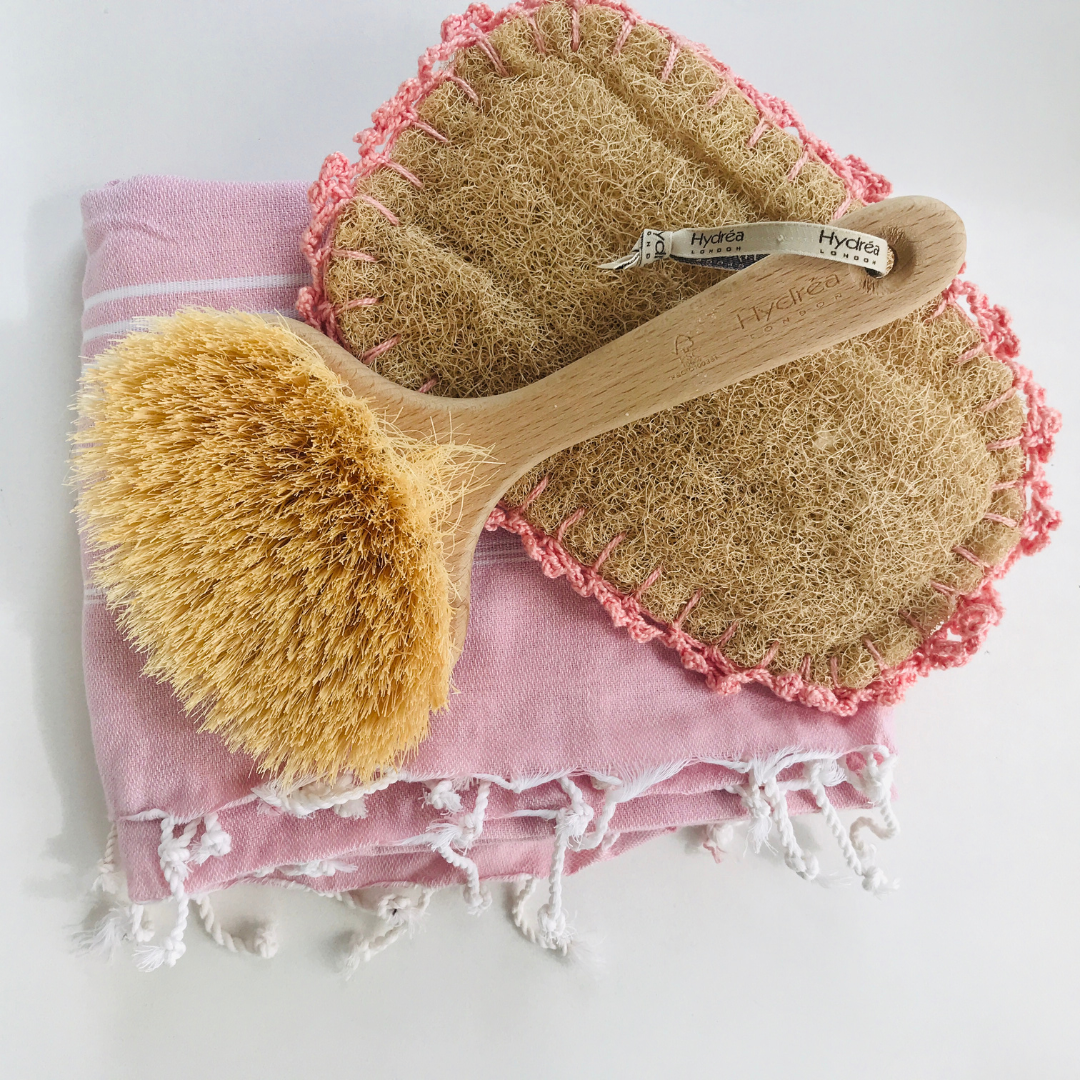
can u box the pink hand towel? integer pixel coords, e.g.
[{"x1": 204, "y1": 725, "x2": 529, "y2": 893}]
[{"x1": 79, "y1": 175, "x2": 898, "y2": 971}]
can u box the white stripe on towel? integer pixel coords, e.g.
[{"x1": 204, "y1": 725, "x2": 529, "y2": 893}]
[
  {"x1": 83, "y1": 273, "x2": 310, "y2": 311},
  {"x1": 82, "y1": 318, "x2": 147, "y2": 343}
]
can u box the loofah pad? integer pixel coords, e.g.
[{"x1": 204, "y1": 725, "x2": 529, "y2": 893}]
[
  {"x1": 300, "y1": 0, "x2": 1059, "y2": 710},
  {"x1": 74, "y1": 311, "x2": 477, "y2": 781}
]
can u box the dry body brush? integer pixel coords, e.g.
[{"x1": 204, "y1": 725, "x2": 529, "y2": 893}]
[
  {"x1": 73, "y1": 199, "x2": 965, "y2": 786},
  {"x1": 74, "y1": 311, "x2": 481, "y2": 781},
  {"x1": 313, "y1": 0, "x2": 1034, "y2": 695}
]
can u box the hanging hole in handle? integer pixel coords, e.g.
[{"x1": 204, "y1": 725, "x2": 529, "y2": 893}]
[
  {"x1": 860, "y1": 227, "x2": 914, "y2": 292},
  {"x1": 864, "y1": 244, "x2": 896, "y2": 279}
]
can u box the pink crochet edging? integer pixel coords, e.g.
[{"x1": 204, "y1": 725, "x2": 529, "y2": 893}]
[{"x1": 298, "y1": 0, "x2": 1061, "y2": 715}]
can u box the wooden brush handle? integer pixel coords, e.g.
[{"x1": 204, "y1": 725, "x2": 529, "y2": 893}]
[
  {"x1": 464, "y1": 195, "x2": 964, "y2": 481},
  {"x1": 281, "y1": 194, "x2": 963, "y2": 656},
  {"x1": 285, "y1": 195, "x2": 963, "y2": 489}
]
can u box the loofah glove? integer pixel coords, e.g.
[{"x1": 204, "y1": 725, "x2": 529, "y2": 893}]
[{"x1": 303, "y1": 0, "x2": 1049, "y2": 708}]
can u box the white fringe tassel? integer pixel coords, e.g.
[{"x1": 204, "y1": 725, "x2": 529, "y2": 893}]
[
  {"x1": 79, "y1": 747, "x2": 900, "y2": 970},
  {"x1": 253, "y1": 771, "x2": 399, "y2": 819},
  {"x1": 193, "y1": 894, "x2": 278, "y2": 959},
  {"x1": 339, "y1": 888, "x2": 434, "y2": 978},
  {"x1": 699, "y1": 746, "x2": 900, "y2": 895},
  {"x1": 74, "y1": 823, "x2": 154, "y2": 957},
  {"x1": 132, "y1": 816, "x2": 198, "y2": 971}
]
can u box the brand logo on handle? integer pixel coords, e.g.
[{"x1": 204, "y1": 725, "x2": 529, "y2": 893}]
[
  {"x1": 674, "y1": 333, "x2": 710, "y2": 376},
  {"x1": 733, "y1": 272, "x2": 844, "y2": 334}
]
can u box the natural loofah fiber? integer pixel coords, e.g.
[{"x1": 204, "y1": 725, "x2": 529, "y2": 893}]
[
  {"x1": 74, "y1": 310, "x2": 481, "y2": 781},
  {"x1": 304, "y1": 0, "x2": 1038, "y2": 696}
]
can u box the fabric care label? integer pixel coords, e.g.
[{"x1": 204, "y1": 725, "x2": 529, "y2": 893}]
[{"x1": 600, "y1": 222, "x2": 891, "y2": 276}]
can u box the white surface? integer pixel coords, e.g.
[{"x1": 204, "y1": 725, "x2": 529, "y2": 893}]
[{"x1": 1, "y1": 1, "x2": 1077, "y2": 1076}]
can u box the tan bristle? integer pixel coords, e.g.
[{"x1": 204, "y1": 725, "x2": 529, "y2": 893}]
[{"x1": 73, "y1": 310, "x2": 482, "y2": 782}]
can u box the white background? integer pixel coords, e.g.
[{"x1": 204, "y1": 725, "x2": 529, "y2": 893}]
[{"x1": 1, "y1": 2, "x2": 1077, "y2": 1076}]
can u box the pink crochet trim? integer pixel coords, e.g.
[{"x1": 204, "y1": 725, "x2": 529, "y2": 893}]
[{"x1": 298, "y1": 0, "x2": 1061, "y2": 715}]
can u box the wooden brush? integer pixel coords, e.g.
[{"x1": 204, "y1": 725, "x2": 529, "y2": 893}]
[{"x1": 75, "y1": 195, "x2": 964, "y2": 782}]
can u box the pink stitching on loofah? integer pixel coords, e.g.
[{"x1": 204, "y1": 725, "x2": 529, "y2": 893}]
[
  {"x1": 554, "y1": 506, "x2": 587, "y2": 543},
  {"x1": 983, "y1": 512, "x2": 1018, "y2": 528},
  {"x1": 954, "y1": 344, "x2": 983, "y2": 365},
  {"x1": 660, "y1": 40, "x2": 680, "y2": 82},
  {"x1": 417, "y1": 376, "x2": 440, "y2": 394},
  {"x1": 411, "y1": 118, "x2": 450, "y2": 143},
  {"x1": 300, "y1": 0, "x2": 1060, "y2": 715},
  {"x1": 372, "y1": 155, "x2": 424, "y2": 189},
  {"x1": 705, "y1": 83, "x2": 730, "y2": 109},
  {"x1": 831, "y1": 194, "x2": 854, "y2": 220},
  {"x1": 758, "y1": 641, "x2": 781, "y2": 668},
  {"x1": 526, "y1": 12, "x2": 547, "y2": 53},
  {"x1": 787, "y1": 150, "x2": 810, "y2": 182},
  {"x1": 592, "y1": 532, "x2": 625, "y2": 570},
  {"x1": 747, "y1": 117, "x2": 768, "y2": 148},
  {"x1": 953, "y1": 546, "x2": 990, "y2": 570},
  {"x1": 633, "y1": 565, "x2": 663, "y2": 599},
  {"x1": 356, "y1": 193, "x2": 400, "y2": 225},
  {"x1": 979, "y1": 386, "x2": 1017, "y2": 412},
  {"x1": 476, "y1": 32, "x2": 511, "y2": 74},
  {"x1": 930, "y1": 580, "x2": 960, "y2": 598},
  {"x1": 899, "y1": 610, "x2": 929, "y2": 636},
  {"x1": 516, "y1": 475, "x2": 549, "y2": 512},
  {"x1": 359, "y1": 335, "x2": 400, "y2": 364},
  {"x1": 862, "y1": 637, "x2": 887, "y2": 671},
  {"x1": 343, "y1": 296, "x2": 382, "y2": 309},
  {"x1": 442, "y1": 72, "x2": 481, "y2": 104},
  {"x1": 611, "y1": 15, "x2": 635, "y2": 56},
  {"x1": 673, "y1": 590, "x2": 701, "y2": 629}
]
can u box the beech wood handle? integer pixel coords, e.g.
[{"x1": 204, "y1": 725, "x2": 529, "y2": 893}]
[
  {"x1": 283, "y1": 195, "x2": 964, "y2": 492},
  {"x1": 280, "y1": 195, "x2": 964, "y2": 655}
]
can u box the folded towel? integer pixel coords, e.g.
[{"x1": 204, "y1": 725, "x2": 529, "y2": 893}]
[{"x1": 79, "y1": 175, "x2": 897, "y2": 970}]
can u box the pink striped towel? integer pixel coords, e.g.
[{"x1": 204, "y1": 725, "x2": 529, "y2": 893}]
[{"x1": 79, "y1": 175, "x2": 897, "y2": 971}]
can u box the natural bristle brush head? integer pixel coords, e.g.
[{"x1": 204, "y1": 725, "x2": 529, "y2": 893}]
[{"x1": 74, "y1": 310, "x2": 475, "y2": 781}]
